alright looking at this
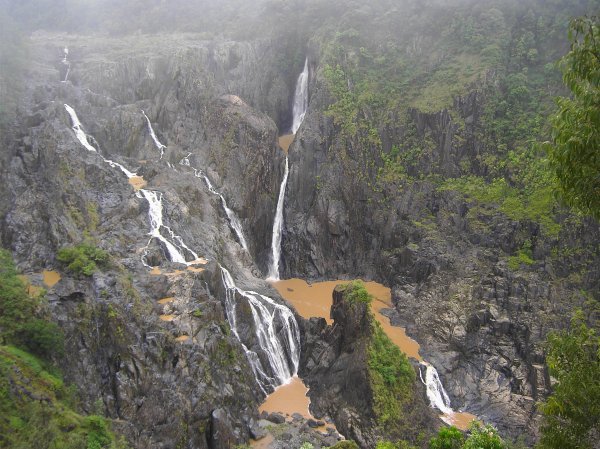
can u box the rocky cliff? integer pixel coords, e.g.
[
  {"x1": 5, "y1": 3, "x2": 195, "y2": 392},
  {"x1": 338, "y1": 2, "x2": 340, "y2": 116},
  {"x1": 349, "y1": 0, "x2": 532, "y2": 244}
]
[
  {"x1": 301, "y1": 283, "x2": 438, "y2": 448},
  {"x1": 0, "y1": 31, "x2": 304, "y2": 449},
  {"x1": 282, "y1": 60, "x2": 600, "y2": 442}
]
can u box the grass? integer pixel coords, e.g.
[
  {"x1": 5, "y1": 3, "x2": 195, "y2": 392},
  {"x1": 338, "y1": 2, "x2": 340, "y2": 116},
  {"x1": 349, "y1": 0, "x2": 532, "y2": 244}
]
[{"x1": 0, "y1": 345, "x2": 128, "y2": 449}]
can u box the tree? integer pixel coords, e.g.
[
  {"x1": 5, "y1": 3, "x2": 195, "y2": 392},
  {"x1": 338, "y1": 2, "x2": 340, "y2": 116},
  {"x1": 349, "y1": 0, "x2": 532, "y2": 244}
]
[
  {"x1": 429, "y1": 426, "x2": 465, "y2": 449},
  {"x1": 462, "y1": 422, "x2": 504, "y2": 449},
  {"x1": 537, "y1": 311, "x2": 600, "y2": 449},
  {"x1": 545, "y1": 16, "x2": 600, "y2": 219}
]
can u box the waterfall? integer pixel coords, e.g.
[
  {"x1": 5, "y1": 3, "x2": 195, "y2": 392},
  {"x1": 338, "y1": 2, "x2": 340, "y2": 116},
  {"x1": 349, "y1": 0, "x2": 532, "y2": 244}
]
[
  {"x1": 65, "y1": 104, "x2": 199, "y2": 266},
  {"x1": 179, "y1": 154, "x2": 249, "y2": 251},
  {"x1": 61, "y1": 47, "x2": 70, "y2": 83},
  {"x1": 291, "y1": 58, "x2": 309, "y2": 134},
  {"x1": 420, "y1": 362, "x2": 454, "y2": 415},
  {"x1": 141, "y1": 110, "x2": 166, "y2": 158},
  {"x1": 267, "y1": 156, "x2": 289, "y2": 280},
  {"x1": 64, "y1": 104, "x2": 97, "y2": 152},
  {"x1": 139, "y1": 189, "x2": 199, "y2": 265},
  {"x1": 266, "y1": 59, "x2": 308, "y2": 279},
  {"x1": 220, "y1": 266, "x2": 300, "y2": 393}
]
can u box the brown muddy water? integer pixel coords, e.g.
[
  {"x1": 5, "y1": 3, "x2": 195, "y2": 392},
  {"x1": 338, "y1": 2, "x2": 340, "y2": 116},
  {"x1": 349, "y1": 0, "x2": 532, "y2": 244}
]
[
  {"x1": 259, "y1": 375, "x2": 312, "y2": 418},
  {"x1": 272, "y1": 278, "x2": 475, "y2": 430},
  {"x1": 278, "y1": 134, "x2": 294, "y2": 152},
  {"x1": 273, "y1": 278, "x2": 421, "y2": 360},
  {"x1": 128, "y1": 176, "x2": 146, "y2": 190},
  {"x1": 42, "y1": 270, "x2": 61, "y2": 287}
]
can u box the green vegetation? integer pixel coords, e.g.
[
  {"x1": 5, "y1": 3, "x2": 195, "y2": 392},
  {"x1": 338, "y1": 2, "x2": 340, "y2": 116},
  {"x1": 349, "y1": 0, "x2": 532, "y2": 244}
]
[
  {"x1": 537, "y1": 311, "x2": 600, "y2": 449},
  {"x1": 0, "y1": 249, "x2": 128, "y2": 448},
  {"x1": 462, "y1": 423, "x2": 505, "y2": 449},
  {"x1": 328, "y1": 441, "x2": 360, "y2": 449},
  {"x1": 316, "y1": 0, "x2": 592, "y2": 240},
  {"x1": 342, "y1": 280, "x2": 373, "y2": 305},
  {"x1": 368, "y1": 320, "x2": 415, "y2": 429},
  {"x1": 429, "y1": 426, "x2": 465, "y2": 449},
  {"x1": 0, "y1": 249, "x2": 63, "y2": 358},
  {"x1": 57, "y1": 244, "x2": 109, "y2": 276},
  {"x1": 508, "y1": 241, "x2": 535, "y2": 270},
  {"x1": 439, "y1": 171, "x2": 560, "y2": 237},
  {"x1": 0, "y1": 345, "x2": 128, "y2": 449},
  {"x1": 376, "y1": 441, "x2": 417, "y2": 449},
  {"x1": 545, "y1": 16, "x2": 600, "y2": 219},
  {"x1": 429, "y1": 423, "x2": 505, "y2": 449}
]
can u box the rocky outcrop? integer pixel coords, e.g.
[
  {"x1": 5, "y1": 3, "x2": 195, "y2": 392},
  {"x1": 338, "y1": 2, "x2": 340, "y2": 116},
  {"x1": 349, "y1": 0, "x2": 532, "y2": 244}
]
[
  {"x1": 48, "y1": 267, "x2": 262, "y2": 449},
  {"x1": 300, "y1": 284, "x2": 437, "y2": 448}
]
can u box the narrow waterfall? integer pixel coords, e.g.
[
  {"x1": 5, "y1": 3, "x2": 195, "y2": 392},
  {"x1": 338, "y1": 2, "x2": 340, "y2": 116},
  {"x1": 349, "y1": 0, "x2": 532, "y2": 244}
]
[
  {"x1": 180, "y1": 154, "x2": 249, "y2": 251},
  {"x1": 141, "y1": 110, "x2": 166, "y2": 158},
  {"x1": 64, "y1": 104, "x2": 97, "y2": 152},
  {"x1": 291, "y1": 58, "x2": 309, "y2": 134},
  {"x1": 65, "y1": 104, "x2": 198, "y2": 266},
  {"x1": 420, "y1": 362, "x2": 454, "y2": 415},
  {"x1": 267, "y1": 156, "x2": 289, "y2": 280},
  {"x1": 139, "y1": 189, "x2": 199, "y2": 265},
  {"x1": 61, "y1": 47, "x2": 70, "y2": 83},
  {"x1": 220, "y1": 266, "x2": 300, "y2": 393},
  {"x1": 266, "y1": 59, "x2": 308, "y2": 280}
]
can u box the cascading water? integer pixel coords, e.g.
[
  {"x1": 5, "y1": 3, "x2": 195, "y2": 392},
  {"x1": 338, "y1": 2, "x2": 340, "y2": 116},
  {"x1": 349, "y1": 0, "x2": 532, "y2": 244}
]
[
  {"x1": 220, "y1": 266, "x2": 300, "y2": 393},
  {"x1": 180, "y1": 154, "x2": 249, "y2": 251},
  {"x1": 291, "y1": 58, "x2": 309, "y2": 134},
  {"x1": 420, "y1": 362, "x2": 454, "y2": 415},
  {"x1": 139, "y1": 189, "x2": 200, "y2": 265},
  {"x1": 267, "y1": 157, "x2": 288, "y2": 280},
  {"x1": 64, "y1": 104, "x2": 97, "y2": 152},
  {"x1": 141, "y1": 110, "x2": 166, "y2": 158},
  {"x1": 267, "y1": 58, "x2": 309, "y2": 279},
  {"x1": 65, "y1": 104, "x2": 199, "y2": 266}
]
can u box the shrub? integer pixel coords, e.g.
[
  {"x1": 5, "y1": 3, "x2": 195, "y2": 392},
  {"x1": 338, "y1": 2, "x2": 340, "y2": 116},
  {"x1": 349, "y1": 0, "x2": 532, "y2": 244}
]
[
  {"x1": 368, "y1": 320, "x2": 415, "y2": 428},
  {"x1": 16, "y1": 319, "x2": 64, "y2": 357},
  {"x1": 329, "y1": 442, "x2": 360, "y2": 449},
  {"x1": 463, "y1": 422, "x2": 504, "y2": 449},
  {"x1": 343, "y1": 280, "x2": 373, "y2": 305},
  {"x1": 0, "y1": 249, "x2": 63, "y2": 358},
  {"x1": 57, "y1": 244, "x2": 109, "y2": 276},
  {"x1": 429, "y1": 426, "x2": 465, "y2": 449}
]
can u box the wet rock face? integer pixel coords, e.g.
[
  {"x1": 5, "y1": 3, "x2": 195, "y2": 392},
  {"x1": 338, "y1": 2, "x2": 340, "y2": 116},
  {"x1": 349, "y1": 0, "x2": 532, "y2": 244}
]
[
  {"x1": 0, "y1": 32, "x2": 299, "y2": 449},
  {"x1": 45, "y1": 267, "x2": 263, "y2": 449},
  {"x1": 283, "y1": 67, "x2": 600, "y2": 442},
  {"x1": 300, "y1": 285, "x2": 437, "y2": 448}
]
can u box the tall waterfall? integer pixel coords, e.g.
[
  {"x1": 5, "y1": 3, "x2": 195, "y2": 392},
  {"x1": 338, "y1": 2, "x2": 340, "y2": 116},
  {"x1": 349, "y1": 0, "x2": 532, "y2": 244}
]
[
  {"x1": 291, "y1": 58, "x2": 309, "y2": 134},
  {"x1": 420, "y1": 362, "x2": 454, "y2": 415},
  {"x1": 180, "y1": 154, "x2": 249, "y2": 251},
  {"x1": 65, "y1": 104, "x2": 199, "y2": 266},
  {"x1": 267, "y1": 157, "x2": 289, "y2": 280},
  {"x1": 267, "y1": 59, "x2": 308, "y2": 280},
  {"x1": 141, "y1": 110, "x2": 166, "y2": 158},
  {"x1": 220, "y1": 266, "x2": 300, "y2": 393}
]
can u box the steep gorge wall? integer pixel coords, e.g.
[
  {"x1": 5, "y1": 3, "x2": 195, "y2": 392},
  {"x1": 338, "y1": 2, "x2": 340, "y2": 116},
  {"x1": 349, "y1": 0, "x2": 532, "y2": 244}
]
[
  {"x1": 0, "y1": 32, "x2": 307, "y2": 449},
  {"x1": 282, "y1": 63, "x2": 600, "y2": 442}
]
